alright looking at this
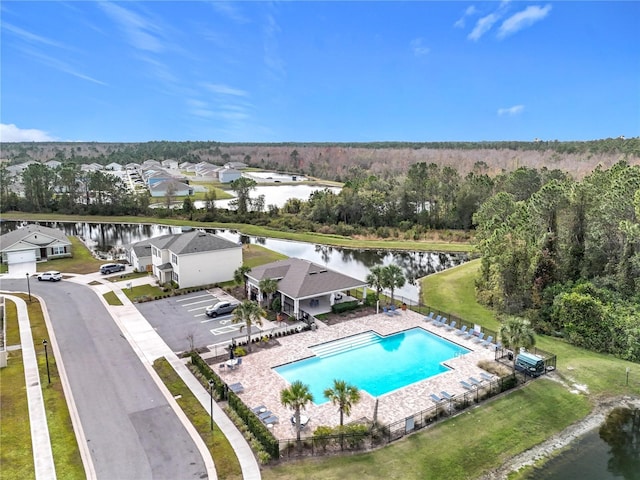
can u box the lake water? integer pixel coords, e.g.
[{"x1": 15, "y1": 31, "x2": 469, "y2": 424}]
[
  {"x1": 525, "y1": 407, "x2": 640, "y2": 480},
  {"x1": 1, "y1": 221, "x2": 468, "y2": 302},
  {"x1": 195, "y1": 184, "x2": 341, "y2": 210}
]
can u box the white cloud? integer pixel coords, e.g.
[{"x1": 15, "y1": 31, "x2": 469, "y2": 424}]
[
  {"x1": 498, "y1": 4, "x2": 552, "y2": 39},
  {"x1": 410, "y1": 38, "x2": 430, "y2": 57},
  {"x1": 0, "y1": 124, "x2": 57, "y2": 142},
  {"x1": 468, "y1": 12, "x2": 501, "y2": 41},
  {"x1": 203, "y1": 83, "x2": 248, "y2": 97},
  {"x1": 19, "y1": 47, "x2": 107, "y2": 86},
  {"x1": 454, "y1": 5, "x2": 478, "y2": 29},
  {"x1": 210, "y1": 1, "x2": 249, "y2": 23},
  {"x1": 497, "y1": 105, "x2": 525, "y2": 116},
  {"x1": 2, "y1": 22, "x2": 67, "y2": 49},
  {"x1": 99, "y1": 2, "x2": 164, "y2": 53}
]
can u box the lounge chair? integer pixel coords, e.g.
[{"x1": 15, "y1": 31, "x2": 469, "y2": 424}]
[
  {"x1": 460, "y1": 380, "x2": 474, "y2": 390},
  {"x1": 390, "y1": 305, "x2": 400, "y2": 315},
  {"x1": 383, "y1": 306, "x2": 392, "y2": 316},
  {"x1": 263, "y1": 415, "x2": 279, "y2": 426},
  {"x1": 425, "y1": 312, "x2": 435, "y2": 321},
  {"x1": 431, "y1": 314, "x2": 442, "y2": 326},
  {"x1": 430, "y1": 393, "x2": 444, "y2": 403},
  {"x1": 258, "y1": 410, "x2": 273, "y2": 420},
  {"x1": 480, "y1": 372, "x2": 494, "y2": 382},
  {"x1": 469, "y1": 377, "x2": 482, "y2": 386},
  {"x1": 440, "y1": 391, "x2": 454, "y2": 400},
  {"x1": 482, "y1": 335, "x2": 494, "y2": 348},
  {"x1": 228, "y1": 382, "x2": 244, "y2": 394},
  {"x1": 445, "y1": 320, "x2": 457, "y2": 331},
  {"x1": 251, "y1": 405, "x2": 268, "y2": 414},
  {"x1": 472, "y1": 332, "x2": 485, "y2": 343},
  {"x1": 455, "y1": 325, "x2": 468, "y2": 336},
  {"x1": 437, "y1": 317, "x2": 448, "y2": 327},
  {"x1": 462, "y1": 330, "x2": 474, "y2": 340}
]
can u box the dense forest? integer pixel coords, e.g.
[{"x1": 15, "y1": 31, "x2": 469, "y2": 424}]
[
  {"x1": 2, "y1": 137, "x2": 639, "y2": 181},
  {"x1": 1, "y1": 139, "x2": 639, "y2": 362}
]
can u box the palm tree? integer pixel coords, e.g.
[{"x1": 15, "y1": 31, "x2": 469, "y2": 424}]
[
  {"x1": 280, "y1": 380, "x2": 314, "y2": 442},
  {"x1": 499, "y1": 316, "x2": 536, "y2": 367},
  {"x1": 382, "y1": 264, "x2": 406, "y2": 305},
  {"x1": 231, "y1": 300, "x2": 265, "y2": 352},
  {"x1": 258, "y1": 277, "x2": 279, "y2": 310},
  {"x1": 366, "y1": 265, "x2": 386, "y2": 300},
  {"x1": 323, "y1": 379, "x2": 361, "y2": 427},
  {"x1": 233, "y1": 265, "x2": 251, "y2": 299}
]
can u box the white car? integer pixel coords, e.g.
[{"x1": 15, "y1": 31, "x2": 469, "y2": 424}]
[{"x1": 37, "y1": 271, "x2": 62, "y2": 282}]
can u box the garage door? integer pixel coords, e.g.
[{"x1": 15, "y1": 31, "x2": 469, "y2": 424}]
[{"x1": 7, "y1": 250, "x2": 37, "y2": 264}]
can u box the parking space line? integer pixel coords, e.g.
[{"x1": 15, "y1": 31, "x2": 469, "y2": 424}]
[
  {"x1": 187, "y1": 306, "x2": 208, "y2": 312},
  {"x1": 182, "y1": 299, "x2": 214, "y2": 307},
  {"x1": 210, "y1": 325, "x2": 241, "y2": 335},
  {"x1": 175, "y1": 294, "x2": 213, "y2": 303}
]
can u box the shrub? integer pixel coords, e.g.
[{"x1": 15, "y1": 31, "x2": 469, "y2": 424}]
[
  {"x1": 331, "y1": 300, "x2": 359, "y2": 314},
  {"x1": 312, "y1": 426, "x2": 334, "y2": 452}
]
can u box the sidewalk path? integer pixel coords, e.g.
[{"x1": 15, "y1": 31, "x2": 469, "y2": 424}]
[
  {"x1": 73, "y1": 274, "x2": 262, "y2": 480},
  {"x1": 5, "y1": 294, "x2": 57, "y2": 480}
]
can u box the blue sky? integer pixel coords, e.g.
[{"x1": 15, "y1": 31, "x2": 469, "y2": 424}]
[{"x1": 1, "y1": 1, "x2": 638, "y2": 143}]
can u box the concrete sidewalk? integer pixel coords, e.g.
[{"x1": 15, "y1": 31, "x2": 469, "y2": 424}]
[
  {"x1": 75, "y1": 275, "x2": 262, "y2": 480},
  {"x1": 5, "y1": 294, "x2": 57, "y2": 480}
]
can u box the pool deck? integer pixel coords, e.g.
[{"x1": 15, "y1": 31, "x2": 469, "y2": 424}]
[{"x1": 217, "y1": 310, "x2": 497, "y2": 440}]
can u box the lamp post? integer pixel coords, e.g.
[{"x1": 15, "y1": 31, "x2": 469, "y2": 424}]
[
  {"x1": 626, "y1": 367, "x2": 630, "y2": 386},
  {"x1": 26, "y1": 273, "x2": 32, "y2": 302},
  {"x1": 42, "y1": 339, "x2": 51, "y2": 384},
  {"x1": 208, "y1": 379, "x2": 215, "y2": 431}
]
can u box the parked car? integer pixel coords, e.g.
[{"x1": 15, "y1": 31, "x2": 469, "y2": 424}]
[
  {"x1": 100, "y1": 263, "x2": 126, "y2": 274},
  {"x1": 37, "y1": 271, "x2": 62, "y2": 282},
  {"x1": 205, "y1": 301, "x2": 238, "y2": 318}
]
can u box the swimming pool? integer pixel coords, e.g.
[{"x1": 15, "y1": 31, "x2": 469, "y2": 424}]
[{"x1": 274, "y1": 327, "x2": 469, "y2": 403}]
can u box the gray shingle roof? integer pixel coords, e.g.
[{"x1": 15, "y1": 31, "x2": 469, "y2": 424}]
[
  {"x1": 248, "y1": 258, "x2": 367, "y2": 299},
  {"x1": 0, "y1": 224, "x2": 70, "y2": 250},
  {"x1": 148, "y1": 230, "x2": 240, "y2": 255}
]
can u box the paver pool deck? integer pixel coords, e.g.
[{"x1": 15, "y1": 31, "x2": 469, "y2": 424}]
[{"x1": 219, "y1": 310, "x2": 498, "y2": 440}]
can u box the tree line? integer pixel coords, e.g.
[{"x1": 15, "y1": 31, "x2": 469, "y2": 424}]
[{"x1": 474, "y1": 161, "x2": 640, "y2": 362}]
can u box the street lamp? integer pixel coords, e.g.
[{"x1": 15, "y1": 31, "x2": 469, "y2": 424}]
[
  {"x1": 208, "y1": 379, "x2": 215, "y2": 431},
  {"x1": 42, "y1": 339, "x2": 51, "y2": 384},
  {"x1": 26, "y1": 273, "x2": 32, "y2": 302}
]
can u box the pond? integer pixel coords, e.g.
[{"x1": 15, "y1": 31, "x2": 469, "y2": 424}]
[
  {"x1": 1, "y1": 221, "x2": 468, "y2": 303},
  {"x1": 195, "y1": 184, "x2": 341, "y2": 210},
  {"x1": 524, "y1": 407, "x2": 640, "y2": 480}
]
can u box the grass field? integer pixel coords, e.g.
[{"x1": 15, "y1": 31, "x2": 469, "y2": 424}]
[{"x1": 0, "y1": 296, "x2": 84, "y2": 479}]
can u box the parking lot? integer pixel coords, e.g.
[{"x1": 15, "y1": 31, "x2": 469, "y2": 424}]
[{"x1": 135, "y1": 288, "x2": 251, "y2": 353}]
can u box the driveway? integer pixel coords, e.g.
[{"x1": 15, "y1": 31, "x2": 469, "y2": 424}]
[
  {"x1": 1, "y1": 278, "x2": 208, "y2": 480},
  {"x1": 135, "y1": 289, "x2": 257, "y2": 353}
]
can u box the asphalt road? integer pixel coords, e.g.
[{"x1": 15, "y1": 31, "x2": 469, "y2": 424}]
[{"x1": 2, "y1": 278, "x2": 208, "y2": 480}]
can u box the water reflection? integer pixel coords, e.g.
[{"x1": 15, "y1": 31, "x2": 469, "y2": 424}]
[
  {"x1": 1, "y1": 220, "x2": 468, "y2": 302},
  {"x1": 526, "y1": 407, "x2": 640, "y2": 480}
]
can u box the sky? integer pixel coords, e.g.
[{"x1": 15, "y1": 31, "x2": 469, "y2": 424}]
[{"x1": 1, "y1": 1, "x2": 639, "y2": 143}]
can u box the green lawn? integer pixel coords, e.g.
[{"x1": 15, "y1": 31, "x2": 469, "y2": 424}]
[
  {"x1": 421, "y1": 259, "x2": 499, "y2": 330},
  {"x1": 38, "y1": 236, "x2": 104, "y2": 274},
  {"x1": 0, "y1": 297, "x2": 84, "y2": 479},
  {"x1": 103, "y1": 291, "x2": 123, "y2": 306}
]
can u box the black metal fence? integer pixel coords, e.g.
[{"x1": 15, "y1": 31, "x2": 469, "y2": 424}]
[{"x1": 277, "y1": 373, "x2": 519, "y2": 460}]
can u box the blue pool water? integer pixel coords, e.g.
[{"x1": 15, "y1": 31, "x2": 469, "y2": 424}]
[{"x1": 274, "y1": 328, "x2": 469, "y2": 404}]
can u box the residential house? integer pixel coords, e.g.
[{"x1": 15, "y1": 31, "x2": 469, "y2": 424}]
[
  {"x1": 105, "y1": 162, "x2": 123, "y2": 171},
  {"x1": 219, "y1": 167, "x2": 242, "y2": 183},
  {"x1": 225, "y1": 161, "x2": 247, "y2": 170},
  {"x1": 149, "y1": 179, "x2": 193, "y2": 197},
  {"x1": 246, "y1": 258, "x2": 369, "y2": 321},
  {"x1": 0, "y1": 224, "x2": 72, "y2": 270},
  {"x1": 128, "y1": 230, "x2": 242, "y2": 288},
  {"x1": 45, "y1": 160, "x2": 62, "y2": 169}
]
